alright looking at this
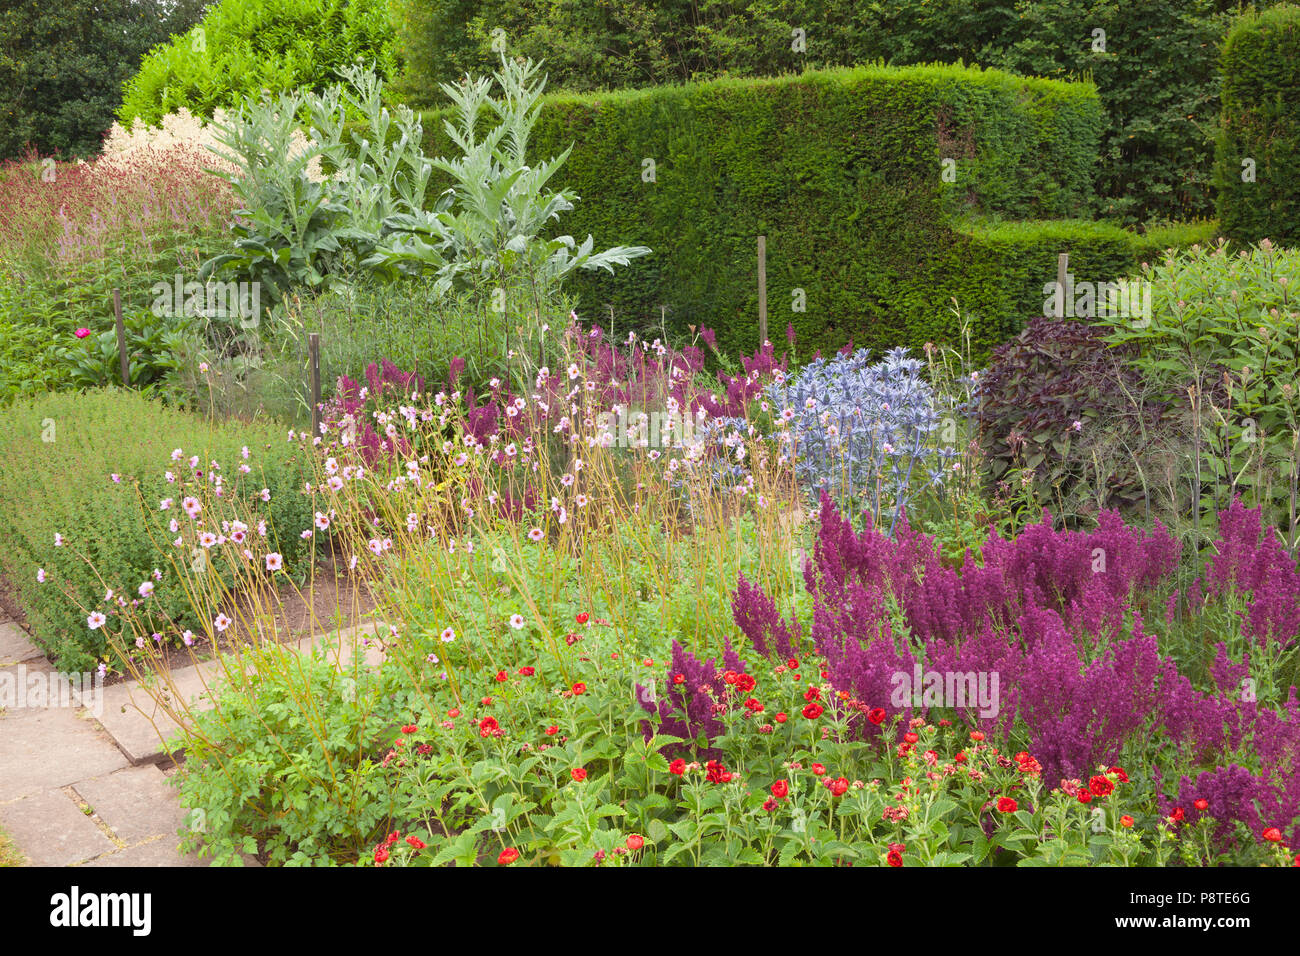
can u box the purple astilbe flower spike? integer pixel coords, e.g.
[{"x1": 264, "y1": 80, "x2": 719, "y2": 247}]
[{"x1": 639, "y1": 639, "x2": 749, "y2": 760}]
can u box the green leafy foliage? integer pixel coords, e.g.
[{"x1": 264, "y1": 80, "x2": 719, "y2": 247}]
[
  {"x1": 0, "y1": 0, "x2": 208, "y2": 160},
  {"x1": 0, "y1": 389, "x2": 316, "y2": 670},
  {"x1": 175, "y1": 645, "x2": 415, "y2": 866},
  {"x1": 1097, "y1": 239, "x2": 1300, "y2": 543},
  {"x1": 117, "y1": 0, "x2": 399, "y2": 128},
  {"x1": 410, "y1": 63, "x2": 1165, "y2": 359},
  {"x1": 366, "y1": 56, "x2": 651, "y2": 322},
  {"x1": 199, "y1": 64, "x2": 433, "y2": 303},
  {"x1": 393, "y1": 0, "x2": 1265, "y2": 224},
  {"x1": 1216, "y1": 4, "x2": 1300, "y2": 246}
]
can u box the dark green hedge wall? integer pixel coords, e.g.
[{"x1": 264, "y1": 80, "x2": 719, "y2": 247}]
[
  {"x1": 394, "y1": 0, "x2": 1261, "y2": 226},
  {"x1": 416, "y1": 64, "x2": 1208, "y2": 359},
  {"x1": 1216, "y1": 5, "x2": 1300, "y2": 246}
]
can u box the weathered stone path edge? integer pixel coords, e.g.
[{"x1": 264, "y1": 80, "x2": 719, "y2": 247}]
[{"x1": 0, "y1": 617, "x2": 388, "y2": 867}]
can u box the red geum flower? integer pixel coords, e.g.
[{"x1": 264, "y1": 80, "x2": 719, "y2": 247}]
[
  {"x1": 763, "y1": 798, "x2": 778, "y2": 812},
  {"x1": 811, "y1": 763, "x2": 826, "y2": 776},
  {"x1": 803, "y1": 686, "x2": 821, "y2": 702},
  {"x1": 955, "y1": 751, "x2": 967, "y2": 763},
  {"x1": 744, "y1": 697, "x2": 763, "y2": 711},
  {"x1": 1169, "y1": 807, "x2": 1185, "y2": 823},
  {"x1": 626, "y1": 834, "x2": 645, "y2": 851},
  {"x1": 374, "y1": 845, "x2": 390, "y2": 864},
  {"x1": 970, "y1": 731, "x2": 985, "y2": 742},
  {"x1": 1194, "y1": 798, "x2": 1209, "y2": 811},
  {"x1": 448, "y1": 708, "x2": 460, "y2": 718},
  {"x1": 570, "y1": 767, "x2": 588, "y2": 782},
  {"x1": 386, "y1": 832, "x2": 400, "y2": 845},
  {"x1": 669, "y1": 758, "x2": 686, "y2": 775},
  {"x1": 802, "y1": 702, "x2": 824, "y2": 720},
  {"x1": 705, "y1": 760, "x2": 729, "y2": 784},
  {"x1": 401, "y1": 724, "x2": 418, "y2": 734},
  {"x1": 771, "y1": 780, "x2": 789, "y2": 799},
  {"x1": 495, "y1": 670, "x2": 508, "y2": 682},
  {"x1": 736, "y1": 673, "x2": 756, "y2": 692},
  {"x1": 1076, "y1": 789, "x2": 1093, "y2": 804},
  {"x1": 1089, "y1": 775, "x2": 1114, "y2": 797},
  {"x1": 722, "y1": 670, "x2": 739, "y2": 685},
  {"x1": 1120, "y1": 815, "x2": 1134, "y2": 828},
  {"x1": 406, "y1": 835, "x2": 426, "y2": 849},
  {"x1": 828, "y1": 777, "x2": 849, "y2": 796},
  {"x1": 1108, "y1": 765, "x2": 1129, "y2": 783},
  {"x1": 775, "y1": 712, "x2": 788, "y2": 723},
  {"x1": 1016, "y1": 753, "x2": 1043, "y2": 775},
  {"x1": 886, "y1": 849, "x2": 903, "y2": 867},
  {"x1": 481, "y1": 696, "x2": 493, "y2": 706},
  {"x1": 518, "y1": 666, "x2": 535, "y2": 676},
  {"x1": 498, "y1": 847, "x2": 519, "y2": 865},
  {"x1": 545, "y1": 725, "x2": 558, "y2": 735},
  {"x1": 576, "y1": 612, "x2": 589, "y2": 624},
  {"x1": 1263, "y1": 827, "x2": 1283, "y2": 843},
  {"x1": 786, "y1": 658, "x2": 799, "y2": 669},
  {"x1": 867, "y1": 707, "x2": 886, "y2": 725},
  {"x1": 672, "y1": 673, "x2": 686, "y2": 685},
  {"x1": 571, "y1": 682, "x2": 586, "y2": 695},
  {"x1": 997, "y1": 797, "x2": 1018, "y2": 813},
  {"x1": 478, "y1": 716, "x2": 500, "y2": 737},
  {"x1": 903, "y1": 732, "x2": 919, "y2": 744}
]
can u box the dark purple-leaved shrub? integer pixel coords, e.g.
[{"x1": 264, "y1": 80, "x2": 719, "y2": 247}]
[{"x1": 975, "y1": 315, "x2": 1174, "y2": 518}]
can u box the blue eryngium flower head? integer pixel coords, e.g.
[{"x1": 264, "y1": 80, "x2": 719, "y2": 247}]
[{"x1": 767, "y1": 347, "x2": 944, "y2": 528}]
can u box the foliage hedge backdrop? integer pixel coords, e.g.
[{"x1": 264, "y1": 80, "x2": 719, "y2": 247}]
[
  {"x1": 0, "y1": 0, "x2": 208, "y2": 159},
  {"x1": 393, "y1": 0, "x2": 1276, "y2": 225},
  {"x1": 117, "y1": 0, "x2": 399, "y2": 127},
  {"x1": 1215, "y1": 4, "x2": 1300, "y2": 247},
  {"x1": 412, "y1": 63, "x2": 1209, "y2": 359}
]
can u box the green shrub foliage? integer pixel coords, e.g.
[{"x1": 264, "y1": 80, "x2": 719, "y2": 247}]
[
  {"x1": 394, "y1": 0, "x2": 1267, "y2": 224},
  {"x1": 1216, "y1": 4, "x2": 1300, "y2": 246},
  {"x1": 412, "y1": 64, "x2": 1208, "y2": 358},
  {"x1": 0, "y1": 390, "x2": 316, "y2": 670},
  {"x1": 117, "y1": 0, "x2": 399, "y2": 127}
]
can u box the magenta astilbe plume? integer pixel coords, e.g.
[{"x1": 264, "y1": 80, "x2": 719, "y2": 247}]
[
  {"x1": 731, "y1": 572, "x2": 800, "y2": 659},
  {"x1": 1194, "y1": 498, "x2": 1300, "y2": 649},
  {"x1": 638, "y1": 639, "x2": 749, "y2": 760},
  {"x1": 729, "y1": 493, "x2": 1300, "y2": 845},
  {"x1": 447, "y1": 356, "x2": 466, "y2": 388}
]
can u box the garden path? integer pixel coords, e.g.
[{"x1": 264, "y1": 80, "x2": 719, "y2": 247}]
[{"x1": 0, "y1": 613, "x2": 386, "y2": 867}]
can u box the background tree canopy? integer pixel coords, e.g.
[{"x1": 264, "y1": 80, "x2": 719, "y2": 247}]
[{"x1": 0, "y1": 0, "x2": 210, "y2": 159}]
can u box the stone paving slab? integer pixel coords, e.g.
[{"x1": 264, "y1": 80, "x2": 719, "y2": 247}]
[
  {"x1": 0, "y1": 622, "x2": 42, "y2": 667},
  {"x1": 0, "y1": 707, "x2": 129, "y2": 802},
  {"x1": 72, "y1": 766, "x2": 186, "y2": 846},
  {"x1": 92, "y1": 661, "x2": 219, "y2": 766},
  {"x1": 79, "y1": 838, "x2": 207, "y2": 868},
  {"x1": 0, "y1": 789, "x2": 117, "y2": 866},
  {"x1": 0, "y1": 658, "x2": 77, "y2": 715}
]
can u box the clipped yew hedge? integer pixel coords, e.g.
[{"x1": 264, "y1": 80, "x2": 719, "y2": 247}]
[
  {"x1": 1216, "y1": 5, "x2": 1300, "y2": 247},
  {"x1": 415, "y1": 63, "x2": 1208, "y2": 359}
]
